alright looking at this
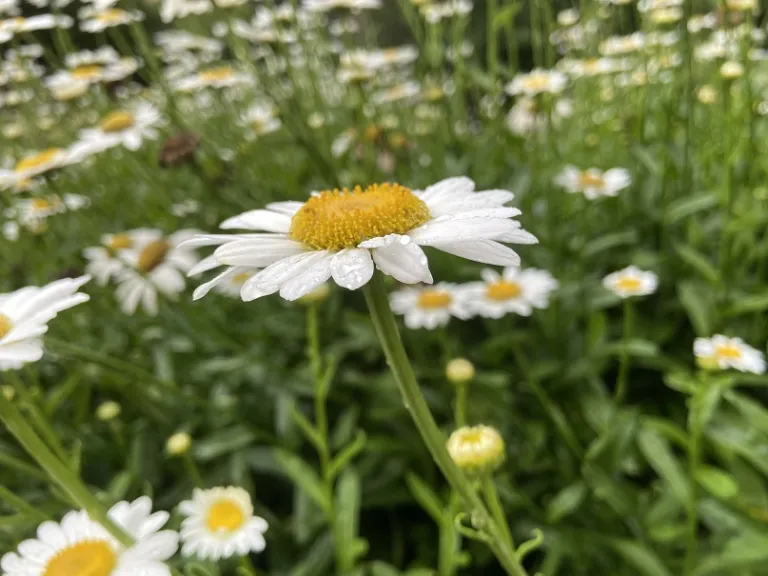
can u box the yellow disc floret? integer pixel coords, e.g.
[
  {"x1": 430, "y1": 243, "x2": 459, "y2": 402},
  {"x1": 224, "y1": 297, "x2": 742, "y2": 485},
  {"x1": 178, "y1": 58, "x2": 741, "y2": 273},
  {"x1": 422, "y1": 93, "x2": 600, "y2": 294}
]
[
  {"x1": 108, "y1": 233, "x2": 133, "y2": 250},
  {"x1": 290, "y1": 183, "x2": 431, "y2": 251},
  {"x1": 206, "y1": 499, "x2": 246, "y2": 533},
  {"x1": 71, "y1": 65, "x2": 103, "y2": 80},
  {"x1": 417, "y1": 290, "x2": 453, "y2": 310},
  {"x1": 199, "y1": 66, "x2": 234, "y2": 83},
  {"x1": 44, "y1": 541, "x2": 117, "y2": 576},
  {"x1": 615, "y1": 277, "x2": 642, "y2": 292},
  {"x1": 486, "y1": 281, "x2": 522, "y2": 302},
  {"x1": 0, "y1": 313, "x2": 12, "y2": 340},
  {"x1": 137, "y1": 240, "x2": 170, "y2": 273},
  {"x1": 446, "y1": 425, "x2": 506, "y2": 476},
  {"x1": 100, "y1": 111, "x2": 135, "y2": 133},
  {"x1": 15, "y1": 148, "x2": 62, "y2": 174},
  {"x1": 715, "y1": 343, "x2": 743, "y2": 359},
  {"x1": 579, "y1": 172, "x2": 605, "y2": 189}
]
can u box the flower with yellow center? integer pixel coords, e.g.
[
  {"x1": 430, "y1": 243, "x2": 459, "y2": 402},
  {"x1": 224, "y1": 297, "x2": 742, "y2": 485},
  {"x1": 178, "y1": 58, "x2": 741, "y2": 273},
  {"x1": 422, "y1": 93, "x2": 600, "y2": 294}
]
[
  {"x1": 173, "y1": 66, "x2": 250, "y2": 91},
  {"x1": 602, "y1": 266, "x2": 658, "y2": 299},
  {"x1": 100, "y1": 111, "x2": 136, "y2": 133},
  {"x1": 0, "y1": 498, "x2": 178, "y2": 576},
  {"x1": 555, "y1": 165, "x2": 631, "y2": 199},
  {"x1": 15, "y1": 148, "x2": 65, "y2": 178},
  {"x1": 79, "y1": 102, "x2": 162, "y2": 152},
  {"x1": 71, "y1": 64, "x2": 103, "y2": 80},
  {"x1": 446, "y1": 425, "x2": 506, "y2": 475},
  {"x1": 506, "y1": 68, "x2": 567, "y2": 96},
  {"x1": 179, "y1": 487, "x2": 268, "y2": 561},
  {"x1": 188, "y1": 176, "x2": 537, "y2": 302},
  {"x1": 694, "y1": 335, "x2": 766, "y2": 374},
  {"x1": 390, "y1": 283, "x2": 472, "y2": 330},
  {"x1": 466, "y1": 267, "x2": 558, "y2": 318}
]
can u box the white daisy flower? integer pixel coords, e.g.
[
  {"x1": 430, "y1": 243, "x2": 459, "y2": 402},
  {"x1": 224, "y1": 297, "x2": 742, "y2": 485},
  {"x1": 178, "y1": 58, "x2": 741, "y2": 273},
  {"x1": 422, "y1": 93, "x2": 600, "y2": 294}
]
[
  {"x1": 554, "y1": 165, "x2": 631, "y2": 199},
  {"x1": 113, "y1": 229, "x2": 200, "y2": 316},
  {"x1": 1, "y1": 497, "x2": 178, "y2": 576},
  {"x1": 172, "y1": 65, "x2": 251, "y2": 92},
  {"x1": 602, "y1": 266, "x2": 658, "y2": 298},
  {"x1": 506, "y1": 68, "x2": 567, "y2": 97},
  {"x1": 421, "y1": 0, "x2": 473, "y2": 24},
  {"x1": 390, "y1": 282, "x2": 473, "y2": 329},
  {"x1": 0, "y1": 0, "x2": 20, "y2": 16},
  {"x1": 0, "y1": 147, "x2": 94, "y2": 190},
  {"x1": 179, "y1": 487, "x2": 268, "y2": 561},
  {"x1": 465, "y1": 267, "x2": 558, "y2": 318},
  {"x1": 10, "y1": 194, "x2": 89, "y2": 227},
  {"x1": 373, "y1": 80, "x2": 421, "y2": 104},
  {"x1": 0, "y1": 14, "x2": 72, "y2": 35},
  {"x1": 83, "y1": 231, "x2": 148, "y2": 286},
  {"x1": 160, "y1": 0, "x2": 212, "y2": 22},
  {"x1": 0, "y1": 276, "x2": 90, "y2": 371},
  {"x1": 241, "y1": 103, "x2": 281, "y2": 137},
  {"x1": 185, "y1": 177, "x2": 537, "y2": 302},
  {"x1": 694, "y1": 335, "x2": 766, "y2": 374},
  {"x1": 303, "y1": 0, "x2": 381, "y2": 11},
  {"x1": 78, "y1": 102, "x2": 163, "y2": 152},
  {"x1": 79, "y1": 7, "x2": 142, "y2": 32},
  {"x1": 45, "y1": 73, "x2": 90, "y2": 101},
  {"x1": 506, "y1": 97, "x2": 572, "y2": 136}
]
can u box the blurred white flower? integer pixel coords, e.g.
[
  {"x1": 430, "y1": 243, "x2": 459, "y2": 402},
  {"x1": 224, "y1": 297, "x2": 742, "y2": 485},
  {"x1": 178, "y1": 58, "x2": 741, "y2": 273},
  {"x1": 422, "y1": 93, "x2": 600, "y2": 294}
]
[
  {"x1": 506, "y1": 97, "x2": 572, "y2": 136},
  {"x1": 179, "y1": 487, "x2": 268, "y2": 560},
  {"x1": 240, "y1": 103, "x2": 281, "y2": 137},
  {"x1": 506, "y1": 68, "x2": 567, "y2": 96},
  {"x1": 304, "y1": 0, "x2": 381, "y2": 10},
  {"x1": 80, "y1": 7, "x2": 143, "y2": 32},
  {"x1": 172, "y1": 65, "x2": 252, "y2": 91},
  {"x1": 390, "y1": 283, "x2": 473, "y2": 329},
  {"x1": 465, "y1": 267, "x2": 558, "y2": 318},
  {"x1": 602, "y1": 266, "x2": 659, "y2": 298},
  {"x1": 554, "y1": 165, "x2": 631, "y2": 199},
  {"x1": 420, "y1": 0, "x2": 473, "y2": 24},
  {"x1": 160, "y1": 0, "x2": 212, "y2": 22},
  {"x1": 694, "y1": 335, "x2": 766, "y2": 374},
  {"x1": 78, "y1": 102, "x2": 163, "y2": 152}
]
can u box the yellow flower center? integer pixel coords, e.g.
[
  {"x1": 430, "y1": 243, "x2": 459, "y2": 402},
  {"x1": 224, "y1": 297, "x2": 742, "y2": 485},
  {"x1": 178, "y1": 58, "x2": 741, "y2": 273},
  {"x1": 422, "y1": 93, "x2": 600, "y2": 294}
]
[
  {"x1": 523, "y1": 74, "x2": 550, "y2": 90},
  {"x1": 363, "y1": 125, "x2": 380, "y2": 142},
  {"x1": 108, "y1": 233, "x2": 133, "y2": 250},
  {"x1": 15, "y1": 148, "x2": 62, "y2": 173},
  {"x1": 579, "y1": 172, "x2": 605, "y2": 188},
  {"x1": 100, "y1": 111, "x2": 135, "y2": 133},
  {"x1": 71, "y1": 65, "x2": 103, "y2": 80},
  {"x1": 417, "y1": 290, "x2": 453, "y2": 310},
  {"x1": 137, "y1": 240, "x2": 170, "y2": 273},
  {"x1": 486, "y1": 281, "x2": 522, "y2": 301},
  {"x1": 715, "y1": 344, "x2": 742, "y2": 359},
  {"x1": 615, "y1": 277, "x2": 642, "y2": 292},
  {"x1": 31, "y1": 198, "x2": 54, "y2": 212},
  {"x1": 43, "y1": 540, "x2": 117, "y2": 576},
  {"x1": 289, "y1": 183, "x2": 431, "y2": 251},
  {"x1": 199, "y1": 66, "x2": 234, "y2": 83},
  {"x1": 206, "y1": 499, "x2": 246, "y2": 533},
  {"x1": 0, "y1": 313, "x2": 12, "y2": 340},
  {"x1": 233, "y1": 272, "x2": 251, "y2": 283},
  {"x1": 98, "y1": 8, "x2": 127, "y2": 22}
]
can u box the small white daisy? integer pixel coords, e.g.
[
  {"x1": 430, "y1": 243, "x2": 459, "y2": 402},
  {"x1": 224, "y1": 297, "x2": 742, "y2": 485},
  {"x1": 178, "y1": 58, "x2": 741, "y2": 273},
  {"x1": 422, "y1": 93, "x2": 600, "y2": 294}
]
[
  {"x1": 0, "y1": 275, "x2": 90, "y2": 371},
  {"x1": 79, "y1": 7, "x2": 142, "y2": 32},
  {"x1": 240, "y1": 103, "x2": 281, "y2": 138},
  {"x1": 506, "y1": 68, "x2": 568, "y2": 97},
  {"x1": 0, "y1": 497, "x2": 178, "y2": 576},
  {"x1": 179, "y1": 486, "x2": 268, "y2": 561},
  {"x1": 466, "y1": 267, "x2": 558, "y2": 318},
  {"x1": 390, "y1": 283, "x2": 472, "y2": 329},
  {"x1": 172, "y1": 65, "x2": 252, "y2": 92},
  {"x1": 694, "y1": 335, "x2": 766, "y2": 374},
  {"x1": 160, "y1": 0, "x2": 212, "y2": 22},
  {"x1": 506, "y1": 97, "x2": 572, "y2": 136},
  {"x1": 303, "y1": 0, "x2": 381, "y2": 11},
  {"x1": 602, "y1": 266, "x2": 658, "y2": 298},
  {"x1": 421, "y1": 0, "x2": 473, "y2": 24},
  {"x1": 78, "y1": 102, "x2": 163, "y2": 151},
  {"x1": 184, "y1": 177, "x2": 537, "y2": 302},
  {"x1": 554, "y1": 165, "x2": 631, "y2": 199}
]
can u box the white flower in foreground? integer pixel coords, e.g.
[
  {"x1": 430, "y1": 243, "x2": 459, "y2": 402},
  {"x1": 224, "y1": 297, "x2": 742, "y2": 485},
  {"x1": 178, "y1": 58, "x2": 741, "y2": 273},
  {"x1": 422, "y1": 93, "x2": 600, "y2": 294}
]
[
  {"x1": 694, "y1": 335, "x2": 766, "y2": 374},
  {"x1": 0, "y1": 276, "x2": 90, "y2": 370},
  {"x1": 466, "y1": 267, "x2": 558, "y2": 318},
  {"x1": 78, "y1": 102, "x2": 163, "y2": 151},
  {"x1": 185, "y1": 177, "x2": 537, "y2": 302},
  {"x1": 1, "y1": 497, "x2": 178, "y2": 576},
  {"x1": 179, "y1": 487, "x2": 268, "y2": 561},
  {"x1": 554, "y1": 165, "x2": 631, "y2": 199},
  {"x1": 602, "y1": 266, "x2": 658, "y2": 298},
  {"x1": 390, "y1": 283, "x2": 472, "y2": 329},
  {"x1": 113, "y1": 229, "x2": 199, "y2": 315},
  {"x1": 506, "y1": 68, "x2": 567, "y2": 97}
]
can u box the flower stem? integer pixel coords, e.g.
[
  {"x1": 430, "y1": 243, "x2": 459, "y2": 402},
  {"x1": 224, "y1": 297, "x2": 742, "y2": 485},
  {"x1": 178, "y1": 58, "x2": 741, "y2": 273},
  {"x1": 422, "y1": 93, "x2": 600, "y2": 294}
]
[
  {"x1": 0, "y1": 382, "x2": 133, "y2": 546},
  {"x1": 614, "y1": 299, "x2": 634, "y2": 405},
  {"x1": 362, "y1": 272, "x2": 527, "y2": 576},
  {"x1": 454, "y1": 381, "x2": 468, "y2": 428},
  {"x1": 482, "y1": 477, "x2": 515, "y2": 549}
]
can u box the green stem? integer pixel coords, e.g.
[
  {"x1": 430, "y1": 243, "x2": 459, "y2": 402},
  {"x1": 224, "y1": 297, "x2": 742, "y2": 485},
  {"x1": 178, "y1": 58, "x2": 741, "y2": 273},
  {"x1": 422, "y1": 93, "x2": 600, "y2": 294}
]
[
  {"x1": 0, "y1": 484, "x2": 50, "y2": 522},
  {"x1": 362, "y1": 273, "x2": 527, "y2": 576},
  {"x1": 0, "y1": 386, "x2": 132, "y2": 546},
  {"x1": 684, "y1": 416, "x2": 702, "y2": 575},
  {"x1": 454, "y1": 381, "x2": 468, "y2": 427},
  {"x1": 483, "y1": 477, "x2": 515, "y2": 549},
  {"x1": 614, "y1": 299, "x2": 634, "y2": 405},
  {"x1": 182, "y1": 452, "x2": 204, "y2": 487},
  {"x1": 487, "y1": 0, "x2": 498, "y2": 84}
]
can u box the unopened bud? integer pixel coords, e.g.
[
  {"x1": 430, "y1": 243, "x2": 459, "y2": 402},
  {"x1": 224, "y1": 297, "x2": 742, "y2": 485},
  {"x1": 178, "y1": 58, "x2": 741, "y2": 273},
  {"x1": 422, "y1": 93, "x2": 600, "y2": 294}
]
[
  {"x1": 446, "y1": 425, "x2": 505, "y2": 476},
  {"x1": 96, "y1": 401, "x2": 121, "y2": 421},
  {"x1": 446, "y1": 358, "x2": 475, "y2": 384},
  {"x1": 720, "y1": 61, "x2": 744, "y2": 79},
  {"x1": 167, "y1": 432, "x2": 192, "y2": 455},
  {"x1": 696, "y1": 355, "x2": 721, "y2": 372},
  {"x1": 1, "y1": 386, "x2": 14, "y2": 401}
]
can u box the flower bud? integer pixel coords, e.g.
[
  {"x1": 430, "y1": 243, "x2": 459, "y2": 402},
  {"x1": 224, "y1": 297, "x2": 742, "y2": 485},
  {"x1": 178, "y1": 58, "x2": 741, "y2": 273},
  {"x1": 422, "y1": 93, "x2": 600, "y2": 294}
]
[
  {"x1": 696, "y1": 85, "x2": 717, "y2": 104},
  {"x1": 446, "y1": 358, "x2": 475, "y2": 384},
  {"x1": 720, "y1": 61, "x2": 744, "y2": 79},
  {"x1": 446, "y1": 425, "x2": 505, "y2": 476},
  {"x1": 696, "y1": 355, "x2": 721, "y2": 372},
  {"x1": 167, "y1": 432, "x2": 192, "y2": 455},
  {"x1": 96, "y1": 401, "x2": 121, "y2": 421},
  {"x1": 1, "y1": 386, "x2": 14, "y2": 401}
]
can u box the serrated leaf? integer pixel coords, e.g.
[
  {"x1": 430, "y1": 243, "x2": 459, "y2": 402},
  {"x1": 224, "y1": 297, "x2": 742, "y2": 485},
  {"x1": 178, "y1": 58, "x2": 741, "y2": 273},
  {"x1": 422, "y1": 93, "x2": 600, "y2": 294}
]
[{"x1": 273, "y1": 449, "x2": 331, "y2": 515}]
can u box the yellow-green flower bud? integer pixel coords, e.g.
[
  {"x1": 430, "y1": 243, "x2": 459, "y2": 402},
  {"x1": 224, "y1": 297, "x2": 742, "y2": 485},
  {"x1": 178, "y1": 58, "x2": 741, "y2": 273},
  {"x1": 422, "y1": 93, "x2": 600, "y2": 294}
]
[
  {"x1": 446, "y1": 425, "x2": 505, "y2": 476},
  {"x1": 96, "y1": 401, "x2": 121, "y2": 421},
  {"x1": 446, "y1": 358, "x2": 475, "y2": 384},
  {"x1": 167, "y1": 432, "x2": 192, "y2": 455}
]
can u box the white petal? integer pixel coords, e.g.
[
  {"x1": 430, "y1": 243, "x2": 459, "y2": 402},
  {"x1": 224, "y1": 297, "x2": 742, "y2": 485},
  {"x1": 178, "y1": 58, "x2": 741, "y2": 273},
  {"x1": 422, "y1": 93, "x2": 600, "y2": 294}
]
[
  {"x1": 214, "y1": 238, "x2": 305, "y2": 267},
  {"x1": 279, "y1": 255, "x2": 333, "y2": 301},
  {"x1": 365, "y1": 235, "x2": 432, "y2": 284},
  {"x1": 417, "y1": 176, "x2": 475, "y2": 205},
  {"x1": 242, "y1": 251, "x2": 328, "y2": 301},
  {"x1": 330, "y1": 249, "x2": 374, "y2": 290},
  {"x1": 433, "y1": 240, "x2": 522, "y2": 266},
  {"x1": 219, "y1": 209, "x2": 292, "y2": 232},
  {"x1": 410, "y1": 218, "x2": 524, "y2": 245}
]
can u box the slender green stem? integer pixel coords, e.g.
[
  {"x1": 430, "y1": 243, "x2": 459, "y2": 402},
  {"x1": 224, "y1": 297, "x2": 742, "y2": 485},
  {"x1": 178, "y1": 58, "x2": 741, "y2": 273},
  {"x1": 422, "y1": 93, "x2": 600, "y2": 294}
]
[
  {"x1": 182, "y1": 452, "x2": 204, "y2": 487},
  {"x1": 0, "y1": 484, "x2": 50, "y2": 522},
  {"x1": 454, "y1": 382, "x2": 468, "y2": 427},
  {"x1": 684, "y1": 410, "x2": 702, "y2": 575},
  {"x1": 614, "y1": 299, "x2": 634, "y2": 405},
  {"x1": 362, "y1": 273, "x2": 527, "y2": 576},
  {"x1": 0, "y1": 386, "x2": 132, "y2": 546},
  {"x1": 483, "y1": 477, "x2": 515, "y2": 549}
]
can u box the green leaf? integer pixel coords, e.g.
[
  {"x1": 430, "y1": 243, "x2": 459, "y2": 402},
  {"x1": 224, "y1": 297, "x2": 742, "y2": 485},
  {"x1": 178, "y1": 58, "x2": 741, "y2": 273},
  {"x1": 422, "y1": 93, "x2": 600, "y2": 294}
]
[
  {"x1": 689, "y1": 383, "x2": 723, "y2": 431},
  {"x1": 273, "y1": 449, "x2": 331, "y2": 515},
  {"x1": 335, "y1": 469, "x2": 366, "y2": 571},
  {"x1": 600, "y1": 339, "x2": 659, "y2": 358},
  {"x1": 582, "y1": 230, "x2": 638, "y2": 258},
  {"x1": 405, "y1": 472, "x2": 444, "y2": 524},
  {"x1": 677, "y1": 281, "x2": 714, "y2": 336},
  {"x1": 291, "y1": 531, "x2": 334, "y2": 576},
  {"x1": 695, "y1": 466, "x2": 739, "y2": 500},
  {"x1": 726, "y1": 291, "x2": 768, "y2": 315},
  {"x1": 329, "y1": 430, "x2": 367, "y2": 480},
  {"x1": 724, "y1": 390, "x2": 768, "y2": 434},
  {"x1": 637, "y1": 427, "x2": 690, "y2": 503},
  {"x1": 194, "y1": 426, "x2": 257, "y2": 461},
  {"x1": 608, "y1": 539, "x2": 674, "y2": 576},
  {"x1": 492, "y1": 2, "x2": 522, "y2": 31},
  {"x1": 546, "y1": 481, "x2": 587, "y2": 523},
  {"x1": 290, "y1": 404, "x2": 326, "y2": 454},
  {"x1": 674, "y1": 244, "x2": 719, "y2": 283},
  {"x1": 664, "y1": 193, "x2": 718, "y2": 224},
  {"x1": 696, "y1": 532, "x2": 768, "y2": 574},
  {"x1": 369, "y1": 562, "x2": 401, "y2": 576}
]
